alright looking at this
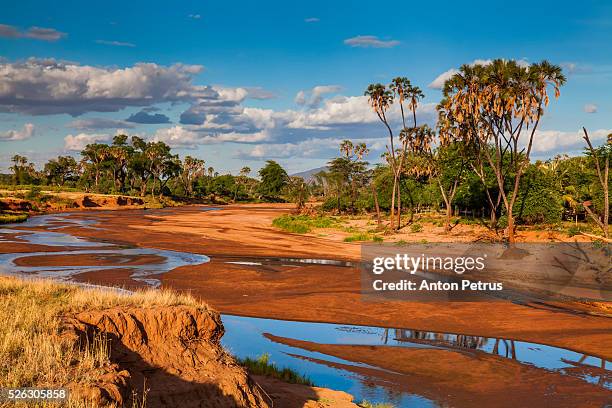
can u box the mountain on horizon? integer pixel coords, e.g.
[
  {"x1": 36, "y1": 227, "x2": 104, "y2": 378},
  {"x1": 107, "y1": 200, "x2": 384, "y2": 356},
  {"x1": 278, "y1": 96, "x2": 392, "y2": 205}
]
[{"x1": 290, "y1": 166, "x2": 328, "y2": 182}]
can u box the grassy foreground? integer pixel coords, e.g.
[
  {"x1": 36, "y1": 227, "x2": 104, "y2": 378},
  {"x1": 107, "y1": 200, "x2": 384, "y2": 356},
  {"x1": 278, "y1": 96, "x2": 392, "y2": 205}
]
[{"x1": 0, "y1": 277, "x2": 202, "y2": 407}]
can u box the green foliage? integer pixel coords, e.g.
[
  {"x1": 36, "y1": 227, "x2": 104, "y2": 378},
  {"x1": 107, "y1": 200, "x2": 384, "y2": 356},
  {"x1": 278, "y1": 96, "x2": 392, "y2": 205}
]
[
  {"x1": 410, "y1": 223, "x2": 423, "y2": 233},
  {"x1": 343, "y1": 232, "x2": 382, "y2": 242},
  {"x1": 272, "y1": 215, "x2": 338, "y2": 234},
  {"x1": 512, "y1": 165, "x2": 563, "y2": 225},
  {"x1": 25, "y1": 186, "x2": 42, "y2": 201},
  {"x1": 359, "y1": 400, "x2": 395, "y2": 408},
  {"x1": 238, "y1": 353, "x2": 313, "y2": 386},
  {"x1": 0, "y1": 213, "x2": 28, "y2": 224},
  {"x1": 258, "y1": 160, "x2": 288, "y2": 199}
]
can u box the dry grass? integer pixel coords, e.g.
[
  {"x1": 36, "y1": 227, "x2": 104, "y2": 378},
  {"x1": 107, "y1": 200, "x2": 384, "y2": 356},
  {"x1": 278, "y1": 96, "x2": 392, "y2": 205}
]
[{"x1": 0, "y1": 276, "x2": 205, "y2": 407}]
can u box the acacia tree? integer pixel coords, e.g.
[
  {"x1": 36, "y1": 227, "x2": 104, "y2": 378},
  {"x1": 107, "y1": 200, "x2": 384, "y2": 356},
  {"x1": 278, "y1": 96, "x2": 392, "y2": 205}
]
[
  {"x1": 180, "y1": 156, "x2": 205, "y2": 197},
  {"x1": 10, "y1": 155, "x2": 36, "y2": 185},
  {"x1": 234, "y1": 166, "x2": 251, "y2": 201},
  {"x1": 328, "y1": 140, "x2": 370, "y2": 213},
  {"x1": 81, "y1": 143, "x2": 109, "y2": 190},
  {"x1": 285, "y1": 176, "x2": 310, "y2": 210},
  {"x1": 258, "y1": 160, "x2": 288, "y2": 199},
  {"x1": 438, "y1": 59, "x2": 565, "y2": 242},
  {"x1": 44, "y1": 156, "x2": 78, "y2": 187},
  {"x1": 365, "y1": 78, "x2": 423, "y2": 230}
]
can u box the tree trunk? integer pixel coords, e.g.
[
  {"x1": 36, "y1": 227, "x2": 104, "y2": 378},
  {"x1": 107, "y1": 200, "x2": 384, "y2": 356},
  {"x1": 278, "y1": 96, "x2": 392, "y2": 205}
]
[
  {"x1": 371, "y1": 183, "x2": 382, "y2": 228},
  {"x1": 390, "y1": 175, "x2": 397, "y2": 230},
  {"x1": 396, "y1": 180, "x2": 402, "y2": 229},
  {"x1": 445, "y1": 203, "x2": 452, "y2": 232},
  {"x1": 507, "y1": 208, "x2": 515, "y2": 243}
]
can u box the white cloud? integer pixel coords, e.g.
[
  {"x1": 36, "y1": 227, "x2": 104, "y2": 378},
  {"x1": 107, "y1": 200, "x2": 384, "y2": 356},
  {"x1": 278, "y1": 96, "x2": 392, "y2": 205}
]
[
  {"x1": 95, "y1": 39, "x2": 135, "y2": 47},
  {"x1": 0, "y1": 123, "x2": 35, "y2": 141},
  {"x1": 151, "y1": 125, "x2": 271, "y2": 148},
  {"x1": 0, "y1": 59, "x2": 206, "y2": 115},
  {"x1": 188, "y1": 14, "x2": 202, "y2": 19},
  {"x1": 584, "y1": 103, "x2": 598, "y2": 113},
  {"x1": 428, "y1": 59, "x2": 529, "y2": 89},
  {"x1": 294, "y1": 85, "x2": 342, "y2": 108},
  {"x1": 0, "y1": 24, "x2": 66, "y2": 41},
  {"x1": 530, "y1": 128, "x2": 611, "y2": 154},
  {"x1": 304, "y1": 17, "x2": 320, "y2": 23},
  {"x1": 236, "y1": 136, "x2": 384, "y2": 160},
  {"x1": 428, "y1": 69, "x2": 459, "y2": 90},
  {"x1": 344, "y1": 35, "x2": 400, "y2": 48},
  {"x1": 64, "y1": 132, "x2": 114, "y2": 150}
]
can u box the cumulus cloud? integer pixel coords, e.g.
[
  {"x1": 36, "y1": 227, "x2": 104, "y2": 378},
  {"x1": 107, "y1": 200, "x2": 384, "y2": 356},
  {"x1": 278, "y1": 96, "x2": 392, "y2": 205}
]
[
  {"x1": 235, "y1": 136, "x2": 385, "y2": 160},
  {"x1": 0, "y1": 58, "x2": 206, "y2": 115},
  {"x1": 95, "y1": 39, "x2": 135, "y2": 47},
  {"x1": 304, "y1": 17, "x2": 320, "y2": 23},
  {"x1": 428, "y1": 59, "x2": 529, "y2": 89},
  {"x1": 584, "y1": 103, "x2": 598, "y2": 113},
  {"x1": 344, "y1": 35, "x2": 400, "y2": 48},
  {"x1": 0, "y1": 123, "x2": 35, "y2": 141},
  {"x1": 0, "y1": 24, "x2": 66, "y2": 41},
  {"x1": 64, "y1": 132, "x2": 114, "y2": 150},
  {"x1": 428, "y1": 69, "x2": 459, "y2": 90},
  {"x1": 188, "y1": 14, "x2": 201, "y2": 19},
  {"x1": 530, "y1": 128, "x2": 611, "y2": 155},
  {"x1": 294, "y1": 85, "x2": 342, "y2": 108},
  {"x1": 151, "y1": 125, "x2": 270, "y2": 148},
  {"x1": 126, "y1": 111, "x2": 171, "y2": 124},
  {"x1": 67, "y1": 118, "x2": 135, "y2": 130}
]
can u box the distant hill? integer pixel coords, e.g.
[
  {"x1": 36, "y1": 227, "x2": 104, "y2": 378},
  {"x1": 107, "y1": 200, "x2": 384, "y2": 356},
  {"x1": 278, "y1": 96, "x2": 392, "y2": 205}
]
[{"x1": 290, "y1": 166, "x2": 328, "y2": 183}]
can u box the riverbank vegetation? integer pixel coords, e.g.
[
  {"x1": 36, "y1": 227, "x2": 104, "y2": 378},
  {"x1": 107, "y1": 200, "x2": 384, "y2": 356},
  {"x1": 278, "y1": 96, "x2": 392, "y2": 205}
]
[
  {"x1": 237, "y1": 353, "x2": 313, "y2": 386},
  {"x1": 3, "y1": 137, "x2": 290, "y2": 205},
  {"x1": 285, "y1": 59, "x2": 611, "y2": 242}
]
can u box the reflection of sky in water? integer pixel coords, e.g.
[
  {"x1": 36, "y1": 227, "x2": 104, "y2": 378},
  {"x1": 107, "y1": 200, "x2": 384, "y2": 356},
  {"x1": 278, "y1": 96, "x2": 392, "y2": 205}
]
[
  {"x1": 221, "y1": 315, "x2": 436, "y2": 407},
  {"x1": 0, "y1": 248, "x2": 209, "y2": 287},
  {"x1": 221, "y1": 314, "x2": 611, "y2": 405},
  {"x1": 0, "y1": 228, "x2": 106, "y2": 247}
]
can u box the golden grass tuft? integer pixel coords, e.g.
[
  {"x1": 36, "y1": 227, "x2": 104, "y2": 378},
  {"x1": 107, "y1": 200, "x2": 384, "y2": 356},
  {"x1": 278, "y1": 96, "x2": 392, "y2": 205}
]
[{"x1": 0, "y1": 276, "x2": 206, "y2": 407}]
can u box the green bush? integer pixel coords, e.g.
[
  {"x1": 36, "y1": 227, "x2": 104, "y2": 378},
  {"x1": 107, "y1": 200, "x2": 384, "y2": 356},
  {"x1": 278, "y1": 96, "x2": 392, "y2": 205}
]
[
  {"x1": 272, "y1": 214, "x2": 337, "y2": 234},
  {"x1": 0, "y1": 213, "x2": 28, "y2": 224},
  {"x1": 359, "y1": 401, "x2": 395, "y2": 408},
  {"x1": 344, "y1": 232, "x2": 383, "y2": 242},
  {"x1": 410, "y1": 223, "x2": 423, "y2": 233}
]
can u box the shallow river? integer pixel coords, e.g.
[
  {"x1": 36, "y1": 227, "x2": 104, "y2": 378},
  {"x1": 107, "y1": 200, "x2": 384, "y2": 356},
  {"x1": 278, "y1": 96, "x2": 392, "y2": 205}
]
[{"x1": 0, "y1": 212, "x2": 609, "y2": 407}]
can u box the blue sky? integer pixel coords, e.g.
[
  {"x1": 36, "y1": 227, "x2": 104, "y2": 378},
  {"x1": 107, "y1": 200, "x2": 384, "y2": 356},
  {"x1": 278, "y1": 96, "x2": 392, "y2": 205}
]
[{"x1": 1, "y1": 0, "x2": 611, "y2": 174}]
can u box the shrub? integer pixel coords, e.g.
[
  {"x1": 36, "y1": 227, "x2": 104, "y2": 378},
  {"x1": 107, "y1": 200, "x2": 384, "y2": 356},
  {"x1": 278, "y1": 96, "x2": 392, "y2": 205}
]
[
  {"x1": 237, "y1": 353, "x2": 313, "y2": 386},
  {"x1": 410, "y1": 223, "x2": 423, "y2": 233},
  {"x1": 0, "y1": 213, "x2": 28, "y2": 224},
  {"x1": 272, "y1": 215, "x2": 337, "y2": 234},
  {"x1": 359, "y1": 401, "x2": 395, "y2": 408}
]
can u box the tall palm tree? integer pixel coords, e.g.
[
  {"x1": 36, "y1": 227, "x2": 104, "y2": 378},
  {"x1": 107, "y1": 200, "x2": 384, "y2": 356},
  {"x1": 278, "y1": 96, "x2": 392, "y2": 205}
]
[
  {"x1": 439, "y1": 59, "x2": 566, "y2": 242},
  {"x1": 365, "y1": 83, "x2": 398, "y2": 229}
]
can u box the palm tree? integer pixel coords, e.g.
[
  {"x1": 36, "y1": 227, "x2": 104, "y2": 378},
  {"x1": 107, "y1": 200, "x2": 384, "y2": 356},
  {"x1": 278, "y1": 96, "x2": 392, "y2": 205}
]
[
  {"x1": 439, "y1": 59, "x2": 566, "y2": 242},
  {"x1": 365, "y1": 83, "x2": 398, "y2": 229}
]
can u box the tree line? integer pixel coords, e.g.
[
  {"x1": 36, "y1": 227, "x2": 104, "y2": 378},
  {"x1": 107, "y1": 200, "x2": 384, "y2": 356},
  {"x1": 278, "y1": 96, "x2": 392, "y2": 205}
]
[
  {"x1": 311, "y1": 59, "x2": 610, "y2": 241},
  {"x1": 7, "y1": 135, "x2": 291, "y2": 203}
]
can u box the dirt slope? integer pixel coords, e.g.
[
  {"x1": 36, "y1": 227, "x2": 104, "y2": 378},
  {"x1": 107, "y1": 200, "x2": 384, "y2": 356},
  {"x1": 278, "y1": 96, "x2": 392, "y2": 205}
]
[{"x1": 65, "y1": 306, "x2": 270, "y2": 407}]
